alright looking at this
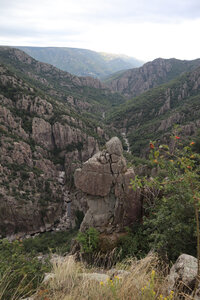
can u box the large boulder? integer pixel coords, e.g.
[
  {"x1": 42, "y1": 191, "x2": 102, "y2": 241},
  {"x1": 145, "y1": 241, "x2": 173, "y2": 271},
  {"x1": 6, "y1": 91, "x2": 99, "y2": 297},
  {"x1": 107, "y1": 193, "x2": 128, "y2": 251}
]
[
  {"x1": 166, "y1": 254, "x2": 200, "y2": 299},
  {"x1": 74, "y1": 137, "x2": 142, "y2": 233}
]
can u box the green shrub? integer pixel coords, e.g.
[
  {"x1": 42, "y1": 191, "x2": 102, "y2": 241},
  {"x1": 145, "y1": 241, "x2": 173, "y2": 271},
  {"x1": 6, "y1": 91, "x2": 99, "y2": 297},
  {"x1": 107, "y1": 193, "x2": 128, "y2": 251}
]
[
  {"x1": 117, "y1": 225, "x2": 149, "y2": 260},
  {"x1": 23, "y1": 230, "x2": 77, "y2": 254},
  {"x1": 77, "y1": 227, "x2": 100, "y2": 254},
  {"x1": 0, "y1": 239, "x2": 49, "y2": 300},
  {"x1": 131, "y1": 135, "x2": 200, "y2": 262}
]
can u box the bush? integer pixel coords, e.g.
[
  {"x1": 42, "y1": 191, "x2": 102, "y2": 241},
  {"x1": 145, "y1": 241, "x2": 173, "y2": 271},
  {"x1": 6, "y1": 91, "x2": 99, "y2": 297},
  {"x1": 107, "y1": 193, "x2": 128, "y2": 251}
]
[
  {"x1": 23, "y1": 230, "x2": 77, "y2": 254},
  {"x1": 0, "y1": 239, "x2": 50, "y2": 300},
  {"x1": 77, "y1": 227, "x2": 100, "y2": 254},
  {"x1": 131, "y1": 135, "x2": 200, "y2": 262},
  {"x1": 117, "y1": 225, "x2": 150, "y2": 260}
]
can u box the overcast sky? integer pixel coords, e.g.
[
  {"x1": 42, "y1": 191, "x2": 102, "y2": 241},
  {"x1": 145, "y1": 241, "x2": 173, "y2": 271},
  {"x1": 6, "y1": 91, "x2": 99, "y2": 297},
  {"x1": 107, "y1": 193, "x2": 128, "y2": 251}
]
[{"x1": 0, "y1": 0, "x2": 200, "y2": 61}]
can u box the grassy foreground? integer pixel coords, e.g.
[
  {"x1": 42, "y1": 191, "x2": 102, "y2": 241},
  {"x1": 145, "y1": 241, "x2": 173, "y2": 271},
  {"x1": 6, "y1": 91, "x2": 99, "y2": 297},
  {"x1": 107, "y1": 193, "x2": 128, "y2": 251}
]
[{"x1": 33, "y1": 253, "x2": 175, "y2": 300}]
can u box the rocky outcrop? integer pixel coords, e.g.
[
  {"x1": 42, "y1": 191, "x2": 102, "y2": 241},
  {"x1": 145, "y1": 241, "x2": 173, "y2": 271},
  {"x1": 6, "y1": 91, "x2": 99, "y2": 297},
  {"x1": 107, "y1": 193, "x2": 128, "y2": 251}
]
[
  {"x1": 74, "y1": 137, "x2": 141, "y2": 233},
  {"x1": 32, "y1": 117, "x2": 54, "y2": 150},
  {"x1": 0, "y1": 105, "x2": 28, "y2": 140},
  {"x1": 16, "y1": 95, "x2": 53, "y2": 118},
  {"x1": 0, "y1": 192, "x2": 63, "y2": 236},
  {"x1": 77, "y1": 76, "x2": 106, "y2": 89}
]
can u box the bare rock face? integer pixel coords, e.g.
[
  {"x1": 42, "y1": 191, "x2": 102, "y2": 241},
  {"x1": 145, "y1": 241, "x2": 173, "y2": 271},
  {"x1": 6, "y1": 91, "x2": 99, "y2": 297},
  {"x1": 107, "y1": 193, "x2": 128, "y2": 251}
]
[
  {"x1": 12, "y1": 141, "x2": 33, "y2": 167},
  {"x1": 16, "y1": 95, "x2": 53, "y2": 118},
  {"x1": 52, "y1": 122, "x2": 83, "y2": 150},
  {"x1": 32, "y1": 117, "x2": 54, "y2": 150},
  {"x1": 74, "y1": 137, "x2": 142, "y2": 233},
  {"x1": 0, "y1": 105, "x2": 28, "y2": 140},
  {"x1": 0, "y1": 135, "x2": 64, "y2": 236}
]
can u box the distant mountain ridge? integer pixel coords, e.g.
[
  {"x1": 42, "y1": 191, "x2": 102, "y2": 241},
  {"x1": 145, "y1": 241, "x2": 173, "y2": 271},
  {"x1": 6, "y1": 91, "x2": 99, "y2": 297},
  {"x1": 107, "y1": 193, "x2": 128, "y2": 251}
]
[
  {"x1": 15, "y1": 46, "x2": 143, "y2": 79},
  {"x1": 105, "y1": 57, "x2": 200, "y2": 98}
]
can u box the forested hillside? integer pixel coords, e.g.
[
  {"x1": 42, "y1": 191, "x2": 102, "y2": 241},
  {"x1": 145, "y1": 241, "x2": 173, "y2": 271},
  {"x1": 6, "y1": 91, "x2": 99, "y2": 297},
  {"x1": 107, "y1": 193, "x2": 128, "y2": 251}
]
[
  {"x1": 107, "y1": 66, "x2": 200, "y2": 156},
  {"x1": 16, "y1": 46, "x2": 143, "y2": 78}
]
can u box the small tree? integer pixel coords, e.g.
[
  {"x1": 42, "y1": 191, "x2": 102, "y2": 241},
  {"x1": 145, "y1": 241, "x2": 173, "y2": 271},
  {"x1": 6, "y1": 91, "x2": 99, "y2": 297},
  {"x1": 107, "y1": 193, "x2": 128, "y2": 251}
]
[
  {"x1": 131, "y1": 134, "x2": 200, "y2": 296},
  {"x1": 77, "y1": 227, "x2": 100, "y2": 254}
]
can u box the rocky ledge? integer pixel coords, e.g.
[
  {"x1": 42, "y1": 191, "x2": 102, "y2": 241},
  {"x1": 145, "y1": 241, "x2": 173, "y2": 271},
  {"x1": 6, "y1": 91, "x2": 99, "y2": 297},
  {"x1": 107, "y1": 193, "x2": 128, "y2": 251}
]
[{"x1": 74, "y1": 137, "x2": 142, "y2": 233}]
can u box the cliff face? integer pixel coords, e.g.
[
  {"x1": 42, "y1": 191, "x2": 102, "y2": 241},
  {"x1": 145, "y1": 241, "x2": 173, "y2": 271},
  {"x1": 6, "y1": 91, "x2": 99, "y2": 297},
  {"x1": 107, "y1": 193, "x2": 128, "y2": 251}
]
[
  {"x1": 74, "y1": 137, "x2": 142, "y2": 233},
  {"x1": 105, "y1": 58, "x2": 200, "y2": 98},
  {"x1": 0, "y1": 54, "x2": 106, "y2": 236}
]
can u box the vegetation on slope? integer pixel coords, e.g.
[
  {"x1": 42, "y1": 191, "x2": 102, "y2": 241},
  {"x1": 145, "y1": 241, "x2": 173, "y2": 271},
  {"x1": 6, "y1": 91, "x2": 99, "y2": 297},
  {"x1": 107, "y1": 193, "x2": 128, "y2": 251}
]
[
  {"x1": 1, "y1": 134, "x2": 199, "y2": 299},
  {"x1": 107, "y1": 67, "x2": 200, "y2": 156},
  {"x1": 104, "y1": 57, "x2": 200, "y2": 98},
  {"x1": 0, "y1": 230, "x2": 78, "y2": 300},
  {"x1": 0, "y1": 47, "x2": 126, "y2": 113}
]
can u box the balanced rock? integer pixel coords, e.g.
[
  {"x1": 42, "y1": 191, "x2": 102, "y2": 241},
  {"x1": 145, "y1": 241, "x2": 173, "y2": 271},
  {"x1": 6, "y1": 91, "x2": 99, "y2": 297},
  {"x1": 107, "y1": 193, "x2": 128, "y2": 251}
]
[{"x1": 74, "y1": 137, "x2": 141, "y2": 233}]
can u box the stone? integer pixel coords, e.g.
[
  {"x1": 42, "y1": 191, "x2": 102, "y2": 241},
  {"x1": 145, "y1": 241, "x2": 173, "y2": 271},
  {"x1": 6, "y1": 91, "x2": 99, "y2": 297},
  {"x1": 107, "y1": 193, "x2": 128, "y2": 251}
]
[
  {"x1": 166, "y1": 254, "x2": 198, "y2": 296},
  {"x1": 0, "y1": 105, "x2": 28, "y2": 139},
  {"x1": 43, "y1": 272, "x2": 56, "y2": 283},
  {"x1": 74, "y1": 168, "x2": 113, "y2": 197},
  {"x1": 111, "y1": 157, "x2": 127, "y2": 174},
  {"x1": 107, "y1": 269, "x2": 131, "y2": 279},
  {"x1": 81, "y1": 272, "x2": 109, "y2": 283},
  {"x1": 106, "y1": 137, "x2": 123, "y2": 156}
]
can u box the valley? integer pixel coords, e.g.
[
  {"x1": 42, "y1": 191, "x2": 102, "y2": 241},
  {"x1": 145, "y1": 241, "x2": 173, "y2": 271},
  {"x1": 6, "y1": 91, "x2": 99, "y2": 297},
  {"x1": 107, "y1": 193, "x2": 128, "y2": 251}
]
[
  {"x1": 1, "y1": 45, "x2": 200, "y2": 238},
  {"x1": 1, "y1": 46, "x2": 200, "y2": 299}
]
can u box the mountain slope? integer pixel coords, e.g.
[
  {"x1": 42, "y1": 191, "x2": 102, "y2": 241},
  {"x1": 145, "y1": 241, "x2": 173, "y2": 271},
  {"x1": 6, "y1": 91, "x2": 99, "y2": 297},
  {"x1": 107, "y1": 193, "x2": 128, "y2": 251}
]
[
  {"x1": 0, "y1": 47, "x2": 121, "y2": 236},
  {"x1": 105, "y1": 58, "x2": 200, "y2": 98},
  {"x1": 0, "y1": 47, "x2": 125, "y2": 115},
  {"x1": 107, "y1": 66, "x2": 200, "y2": 156},
  {"x1": 16, "y1": 46, "x2": 143, "y2": 79}
]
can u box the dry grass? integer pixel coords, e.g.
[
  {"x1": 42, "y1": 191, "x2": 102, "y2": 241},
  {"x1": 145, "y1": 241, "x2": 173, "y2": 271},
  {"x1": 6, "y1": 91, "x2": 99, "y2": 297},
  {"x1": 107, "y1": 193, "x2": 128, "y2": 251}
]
[
  {"x1": 35, "y1": 253, "x2": 172, "y2": 300},
  {"x1": 0, "y1": 269, "x2": 36, "y2": 300}
]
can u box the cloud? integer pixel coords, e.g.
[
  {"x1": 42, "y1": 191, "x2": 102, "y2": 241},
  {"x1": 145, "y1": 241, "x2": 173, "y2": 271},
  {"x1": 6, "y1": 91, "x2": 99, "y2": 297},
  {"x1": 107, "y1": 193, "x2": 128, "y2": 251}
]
[{"x1": 1, "y1": 0, "x2": 200, "y2": 60}]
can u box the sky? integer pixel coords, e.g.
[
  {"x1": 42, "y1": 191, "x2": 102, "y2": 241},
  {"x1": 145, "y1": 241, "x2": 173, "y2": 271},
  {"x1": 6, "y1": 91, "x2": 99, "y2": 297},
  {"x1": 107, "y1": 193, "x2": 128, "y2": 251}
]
[{"x1": 0, "y1": 0, "x2": 200, "y2": 62}]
